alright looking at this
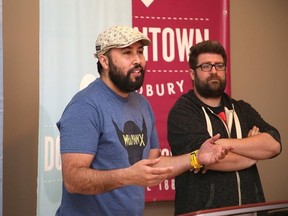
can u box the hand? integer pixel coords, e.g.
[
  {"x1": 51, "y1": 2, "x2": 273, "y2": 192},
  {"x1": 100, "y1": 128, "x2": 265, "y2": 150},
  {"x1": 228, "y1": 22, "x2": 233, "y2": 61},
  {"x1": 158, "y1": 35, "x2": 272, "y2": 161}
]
[
  {"x1": 248, "y1": 126, "x2": 260, "y2": 137},
  {"x1": 126, "y1": 158, "x2": 173, "y2": 187},
  {"x1": 197, "y1": 134, "x2": 231, "y2": 167}
]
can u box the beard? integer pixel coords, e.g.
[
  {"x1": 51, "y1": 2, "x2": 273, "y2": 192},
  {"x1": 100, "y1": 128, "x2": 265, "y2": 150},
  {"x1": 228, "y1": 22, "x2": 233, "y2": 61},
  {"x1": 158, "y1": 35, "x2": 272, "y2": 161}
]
[
  {"x1": 194, "y1": 72, "x2": 226, "y2": 98},
  {"x1": 108, "y1": 59, "x2": 145, "y2": 93}
]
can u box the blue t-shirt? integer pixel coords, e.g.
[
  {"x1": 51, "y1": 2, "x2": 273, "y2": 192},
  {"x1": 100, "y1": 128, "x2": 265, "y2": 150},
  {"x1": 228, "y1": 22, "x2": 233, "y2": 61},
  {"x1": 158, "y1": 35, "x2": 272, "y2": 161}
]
[{"x1": 56, "y1": 78, "x2": 159, "y2": 216}]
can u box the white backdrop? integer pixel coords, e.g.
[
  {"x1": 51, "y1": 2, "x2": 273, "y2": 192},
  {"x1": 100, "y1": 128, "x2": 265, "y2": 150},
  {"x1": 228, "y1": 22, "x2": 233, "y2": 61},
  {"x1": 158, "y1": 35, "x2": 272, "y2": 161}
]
[{"x1": 38, "y1": 0, "x2": 132, "y2": 215}]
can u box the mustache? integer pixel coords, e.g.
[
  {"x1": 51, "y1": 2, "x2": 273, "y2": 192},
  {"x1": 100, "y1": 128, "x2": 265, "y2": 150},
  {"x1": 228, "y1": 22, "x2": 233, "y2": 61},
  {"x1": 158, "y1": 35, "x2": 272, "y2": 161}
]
[
  {"x1": 208, "y1": 74, "x2": 221, "y2": 81},
  {"x1": 128, "y1": 64, "x2": 144, "y2": 74},
  {"x1": 133, "y1": 64, "x2": 144, "y2": 71}
]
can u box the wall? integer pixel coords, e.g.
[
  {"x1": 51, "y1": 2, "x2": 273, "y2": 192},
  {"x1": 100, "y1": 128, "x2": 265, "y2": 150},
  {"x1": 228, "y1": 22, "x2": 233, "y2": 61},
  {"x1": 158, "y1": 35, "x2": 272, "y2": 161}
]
[
  {"x1": 2, "y1": 0, "x2": 288, "y2": 215},
  {"x1": 230, "y1": 0, "x2": 288, "y2": 202},
  {"x1": 3, "y1": 0, "x2": 39, "y2": 216}
]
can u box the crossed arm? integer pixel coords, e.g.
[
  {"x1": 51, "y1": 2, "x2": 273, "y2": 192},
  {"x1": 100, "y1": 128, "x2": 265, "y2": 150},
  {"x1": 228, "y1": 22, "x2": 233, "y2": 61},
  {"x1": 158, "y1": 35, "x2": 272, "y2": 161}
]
[{"x1": 206, "y1": 126, "x2": 281, "y2": 172}]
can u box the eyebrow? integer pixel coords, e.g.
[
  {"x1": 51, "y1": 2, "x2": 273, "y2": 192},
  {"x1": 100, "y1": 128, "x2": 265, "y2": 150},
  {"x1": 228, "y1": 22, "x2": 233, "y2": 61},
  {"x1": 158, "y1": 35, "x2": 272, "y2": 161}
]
[{"x1": 199, "y1": 61, "x2": 224, "y2": 64}]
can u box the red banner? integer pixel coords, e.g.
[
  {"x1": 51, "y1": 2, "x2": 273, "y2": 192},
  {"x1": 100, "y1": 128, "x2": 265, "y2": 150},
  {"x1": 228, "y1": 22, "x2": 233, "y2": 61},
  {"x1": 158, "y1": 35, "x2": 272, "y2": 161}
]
[{"x1": 132, "y1": 0, "x2": 230, "y2": 202}]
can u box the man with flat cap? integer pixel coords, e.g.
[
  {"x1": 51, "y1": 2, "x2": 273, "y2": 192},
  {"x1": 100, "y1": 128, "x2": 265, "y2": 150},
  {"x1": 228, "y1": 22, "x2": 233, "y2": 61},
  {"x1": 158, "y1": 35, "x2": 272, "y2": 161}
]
[{"x1": 55, "y1": 25, "x2": 230, "y2": 216}]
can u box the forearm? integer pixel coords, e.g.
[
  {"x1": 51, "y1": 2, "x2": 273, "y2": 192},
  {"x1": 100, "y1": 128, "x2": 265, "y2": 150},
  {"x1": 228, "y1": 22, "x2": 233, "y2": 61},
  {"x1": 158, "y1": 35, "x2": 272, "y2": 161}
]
[
  {"x1": 155, "y1": 134, "x2": 231, "y2": 176},
  {"x1": 206, "y1": 152, "x2": 256, "y2": 172},
  {"x1": 63, "y1": 166, "x2": 130, "y2": 195},
  {"x1": 62, "y1": 151, "x2": 175, "y2": 194},
  {"x1": 155, "y1": 154, "x2": 191, "y2": 179},
  {"x1": 217, "y1": 133, "x2": 281, "y2": 160}
]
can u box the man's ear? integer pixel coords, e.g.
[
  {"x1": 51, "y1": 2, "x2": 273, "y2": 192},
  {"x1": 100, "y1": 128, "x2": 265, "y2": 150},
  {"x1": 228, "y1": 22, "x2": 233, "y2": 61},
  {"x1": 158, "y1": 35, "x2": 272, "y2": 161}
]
[
  {"x1": 98, "y1": 55, "x2": 109, "y2": 70},
  {"x1": 189, "y1": 69, "x2": 195, "y2": 81}
]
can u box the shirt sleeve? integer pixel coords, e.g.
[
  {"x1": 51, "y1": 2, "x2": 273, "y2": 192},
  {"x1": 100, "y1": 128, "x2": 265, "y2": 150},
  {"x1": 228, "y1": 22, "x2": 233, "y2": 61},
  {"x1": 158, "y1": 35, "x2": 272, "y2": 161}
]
[
  {"x1": 236, "y1": 100, "x2": 281, "y2": 144},
  {"x1": 57, "y1": 100, "x2": 100, "y2": 154}
]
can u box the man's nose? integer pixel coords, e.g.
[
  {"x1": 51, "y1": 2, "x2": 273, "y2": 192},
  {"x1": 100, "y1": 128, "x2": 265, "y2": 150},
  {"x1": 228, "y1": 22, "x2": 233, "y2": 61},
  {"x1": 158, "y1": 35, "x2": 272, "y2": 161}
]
[
  {"x1": 210, "y1": 65, "x2": 218, "y2": 73},
  {"x1": 132, "y1": 53, "x2": 141, "y2": 64}
]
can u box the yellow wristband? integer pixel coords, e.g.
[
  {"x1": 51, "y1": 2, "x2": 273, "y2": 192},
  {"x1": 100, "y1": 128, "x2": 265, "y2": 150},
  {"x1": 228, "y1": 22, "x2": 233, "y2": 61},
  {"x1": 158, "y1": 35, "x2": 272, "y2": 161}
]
[{"x1": 189, "y1": 150, "x2": 203, "y2": 169}]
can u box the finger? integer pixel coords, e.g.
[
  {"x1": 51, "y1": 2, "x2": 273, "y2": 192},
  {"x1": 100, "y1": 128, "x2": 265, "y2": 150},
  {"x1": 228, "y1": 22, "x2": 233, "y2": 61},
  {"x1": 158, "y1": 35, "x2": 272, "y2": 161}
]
[
  {"x1": 251, "y1": 126, "x2": 260, "y2": 136},
  {"x1": 141, "y1": 158, "x2": 160, "y2": 166},
  {"x1": 255, "y1": 127, "x2": 260, "y2": 134},
  {"x1": 218, "y1": 153, "x2": 226, "y2": 160},
  {"x1": 225, "y1": 147, "x2": 232, "y2": 153},
  {"x1": 210, "y1": 133, "x2": 221, "y2": 144},
  {"x1": 248, "y1": 126, "x2": 257, "y2": 137},
  {"x1": 150, "y1": 167, "x2": 173, "y2": 175},
  {"x1": 252, "y1": 126, "x2": 258, "y2": 133},
  {"x1": 219, "y1": 148, "x2": 230, "y2": 159},
  {"x1": 253, "y1": 126, "x2": 259, "y2": 131}
]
